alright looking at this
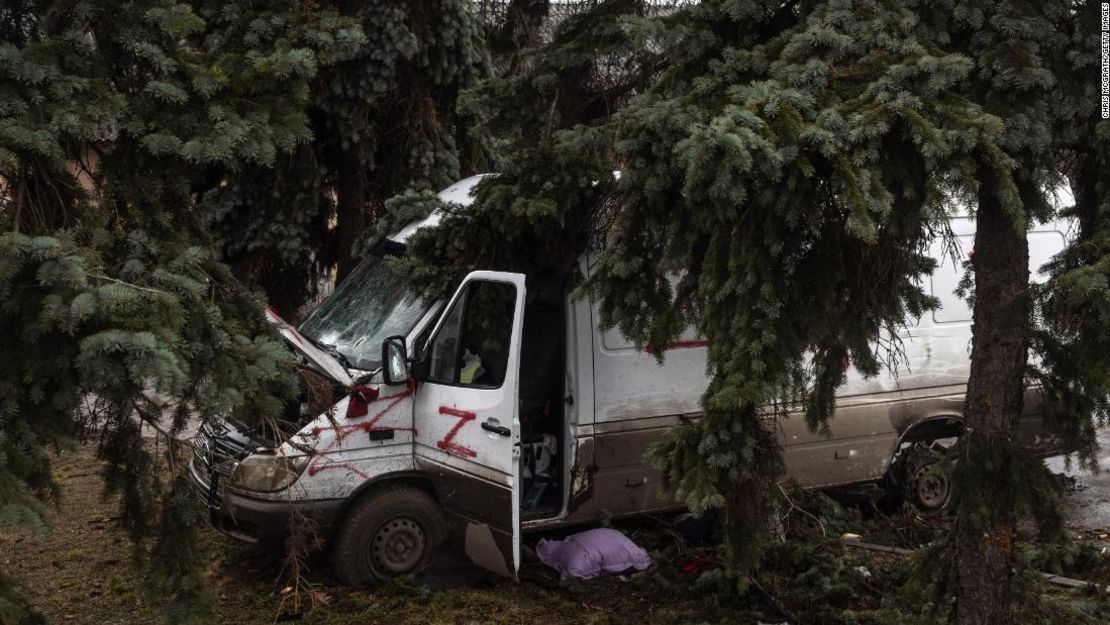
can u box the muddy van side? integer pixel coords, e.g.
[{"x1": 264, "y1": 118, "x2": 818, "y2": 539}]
[{"x1": 189, "y1": 175, "x2": 1073, "y2": 583}]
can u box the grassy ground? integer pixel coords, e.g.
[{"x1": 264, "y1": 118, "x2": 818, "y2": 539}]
[
  {"x1": 0, "y1": 448, "x2": 768, "y2": 625},
  {"x1": 3, "y1": 447, "x2": 1108, "y2": 625}
]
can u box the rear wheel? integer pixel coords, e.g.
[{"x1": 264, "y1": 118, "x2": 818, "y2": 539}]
[
  {"x1": 893, "y1": 441, "x2": 956, "y2": 516},
  {"x1": 331, "y1": 486, "x2": 446, "y2": 586}
]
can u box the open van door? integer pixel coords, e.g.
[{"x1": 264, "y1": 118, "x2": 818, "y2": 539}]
[{"x1": 412, "y1": 271, "x2": 525, "y2": 578}]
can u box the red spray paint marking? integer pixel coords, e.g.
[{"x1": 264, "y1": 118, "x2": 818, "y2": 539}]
[
  {"x1": 644, "y1": 339, "x2": 709, "y2": 354},
  {"x1": 307, "y1": 461, "x2": 369, "y2": 479},
  {"x1": 307, "y1": 383, "x2": 416, "y2": 477},
  {"x1": 313, "y1": 387, "x2": 415, "y2": 439},
  {"x1": 436, "y1": 406, "x2": 477, "y2": 458},
  {"x1": 266, "y1": 306, "x2": 304, "y2": 347}
]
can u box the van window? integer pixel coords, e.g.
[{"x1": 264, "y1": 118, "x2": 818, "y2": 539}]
[
  {"x1": 299, "y1": 255, "x2": 428, "y2": 370},
  {"x1": 929, "y1": 229, "x2": 1067, "y2": 324},
  {"x1": 427, "y1": 294, "x2": 466, "y2": 383},
  {"x1": 425, "y1": 280, "x2": 516, "y2": 388},
  {"x1": 1028, "y1": 231, "x2": 1067, "y2": 282},
  {"x1": 930, "y1": 234, "x2": 974, "y2": 324},
  {"x1": 598, "y1": 271, "x2": 705, "y2": 352}
]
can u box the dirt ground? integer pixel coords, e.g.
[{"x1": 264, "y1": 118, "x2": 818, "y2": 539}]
[
  {"x1": 4, "y1": 443, "x2": 1109, "y2": 625},
  {"x1": 0, "y1": 448, "x2": 749, "y2": 625}
]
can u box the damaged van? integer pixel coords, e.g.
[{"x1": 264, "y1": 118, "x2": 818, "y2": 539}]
[{"x1": 189, "y1": 175, "x2": 1073, "y2": 584}]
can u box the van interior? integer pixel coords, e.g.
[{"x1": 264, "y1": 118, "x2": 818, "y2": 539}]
[{"x1": 517, "y1": 279, "x2": 566, "y2": 520}]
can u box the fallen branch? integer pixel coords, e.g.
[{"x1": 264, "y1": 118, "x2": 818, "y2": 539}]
[
  {"x1": 778, "y1": 482, "x2": 827, "y2": 537},
  {"x1": 839, "y1": 538, "x2": 1109, "y2": 592},
  {"x1": 90, "y1": 273, "x2": 170, "y2": 296}
]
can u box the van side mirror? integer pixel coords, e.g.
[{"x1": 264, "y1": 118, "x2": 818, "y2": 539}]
[{"x1": 381, "y1": 335, "x2": 410, "y2": 385}]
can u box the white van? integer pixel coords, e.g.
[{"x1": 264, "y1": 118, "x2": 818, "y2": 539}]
[{"x1": 190, "y1": 175, "x2": 1072, "y2": 585}]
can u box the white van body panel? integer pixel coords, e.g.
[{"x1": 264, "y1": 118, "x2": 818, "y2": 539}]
[{"x1": 578, "y1": 215, "x2": 1073, "y2": 502}]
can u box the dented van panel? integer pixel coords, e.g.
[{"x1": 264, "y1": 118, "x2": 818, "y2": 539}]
[
  {"x1": 565, "y1": 436, "x2": 596, "y2": 516},
  {"x1": 417, "y1": 456, "x2": 516, "y2": 577}
]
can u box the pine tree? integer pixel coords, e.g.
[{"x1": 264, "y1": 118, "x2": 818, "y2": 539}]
[
  {"x1": 900, "y1": 2, "x2": 1085, "y2": 622},
  {"x1": 476, "y1": 0, "x2": 550, "y2": 72},
  {"x1": 203, "y1": 0, "x2": 489, "y2": 317},
  {"x1": 580, "y1": 0, "x2": 1011, "y2": 582},
  {"x1": 398, "y1": 0, "x2": 660, "y2": 295},
  {"x1": 1032, "y1": 0, "x2": 1110, "y2": 469},
  {"x1": 401, "y1": 0, "x2": 1007, "y2": 586},
  {"x1": 0, "y1": 1, "x2": 360, "y2": 622},
  {"x1": 408, "y1": 7, "x2": 1108, "y2": 615}
]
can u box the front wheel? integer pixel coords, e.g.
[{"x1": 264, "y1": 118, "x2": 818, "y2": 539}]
[{"x1": 331, "y1": 486, "x2": 447, "y2": 586}]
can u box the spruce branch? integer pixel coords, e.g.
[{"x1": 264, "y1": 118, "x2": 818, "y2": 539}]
[
  {"x1": 89, "y1": 273, "x2": 172, "y2": 297},
  {"x1": 777, "y1": 481, "x2": 827, "y2": 538}
]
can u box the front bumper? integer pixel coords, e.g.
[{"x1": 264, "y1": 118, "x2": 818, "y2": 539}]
[{"x1": 188, "y1": 459, "x2": 342, "y2": 548}]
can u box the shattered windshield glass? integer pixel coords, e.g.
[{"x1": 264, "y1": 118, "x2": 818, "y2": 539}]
[{"x1": 299, "y1": 254, "x2": 427, "y2": 371}]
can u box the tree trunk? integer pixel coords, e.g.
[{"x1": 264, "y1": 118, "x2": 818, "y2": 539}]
[
  {"x1": 334, "y1": 147, "x2": 369, "y2": 283},
  {"x1": 488, "y1": 0, "x2": 549, "y2": 72},
  {"x1": 1070, "y1": 151, "x2": 1100, "y2": 239},
  {"x1": 719, "y1": 405, "x2": 784, "y2": 576},
  {"x1": 954, "y1": 170, "x2": 1030, "y2": 625}
]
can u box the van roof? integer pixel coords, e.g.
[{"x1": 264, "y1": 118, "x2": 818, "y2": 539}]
[
  {"x1": 387, "y1": 174, "x2": 1077, "y2": 243},
  {"x1": 387, "y1": 174, "x2": 490, "y2": 244}
]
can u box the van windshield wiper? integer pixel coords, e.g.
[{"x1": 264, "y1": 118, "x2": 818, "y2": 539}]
[
  {"x1": 319, "y1": 341, "x2": 353, "y2": 373},
  {"x1": 301, "y1": 333, "x2": 353, "y2": 374}
]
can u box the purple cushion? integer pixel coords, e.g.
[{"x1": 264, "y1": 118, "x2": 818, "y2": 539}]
[{"x1": 536, "y1": 528, "x2": 652, "y2": 579}]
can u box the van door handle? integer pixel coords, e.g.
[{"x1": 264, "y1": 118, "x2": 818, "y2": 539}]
[{"x1": 481, "y1": 421, "x2": 511, "y2": 437}]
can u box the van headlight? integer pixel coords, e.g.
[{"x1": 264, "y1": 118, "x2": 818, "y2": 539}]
[{"x1": 230, "y1": 453, "x2": 309, "y2": 493}]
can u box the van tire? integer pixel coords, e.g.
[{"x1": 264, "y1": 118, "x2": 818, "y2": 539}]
[
  {"x1": 331, "y1": 486, "x2": 446, "y2": 586},
  {"x1": 899, "y1": 442, "x2": 956, "y2": 516}
]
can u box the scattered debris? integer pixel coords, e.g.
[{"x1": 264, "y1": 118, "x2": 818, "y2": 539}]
[
  {"x1": 1051, "y1": 472, "x2": 1082, "y2": 493},
  {"x1": 839, "y1": 538, "x2": 913, "y2": 555},
  {"x1": 841, "y1": 538, "x2": 1110, "y2": 593},
  {"x1": 276, "y1": 510, "x2": 330, "y2": 620},
  {"x1": 679, "y1": 553, "x2": 717, "y2": 576}
]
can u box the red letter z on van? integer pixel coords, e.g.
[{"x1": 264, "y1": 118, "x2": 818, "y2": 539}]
[{"x1": 437, "y1": 407, "x2": 478, "y2": 458}]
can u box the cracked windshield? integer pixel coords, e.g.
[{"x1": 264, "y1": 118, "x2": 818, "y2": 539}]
[{"x1": 299, "y1": 255, "x2": 428, "y2": 371}]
